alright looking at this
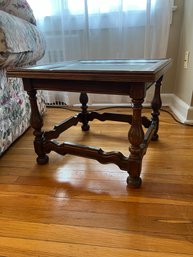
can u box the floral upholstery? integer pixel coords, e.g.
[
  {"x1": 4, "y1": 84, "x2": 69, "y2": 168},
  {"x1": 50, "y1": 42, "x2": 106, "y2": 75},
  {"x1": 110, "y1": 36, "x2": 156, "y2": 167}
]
[
  {"x1": 0, "y1": 10, "x2": 45, "y2": 67},
  {"x1": 0, "y1": 1, "x2": 46, "y2": 156},
  {"x1": 0, "y1": 0, "x2": 36, "y2": 24}
]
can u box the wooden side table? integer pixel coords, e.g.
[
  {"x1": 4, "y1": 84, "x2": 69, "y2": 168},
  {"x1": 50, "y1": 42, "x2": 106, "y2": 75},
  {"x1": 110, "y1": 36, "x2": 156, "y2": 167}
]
[{"x1": 7, "y1": 59, "x2": 172, "y2": 188}]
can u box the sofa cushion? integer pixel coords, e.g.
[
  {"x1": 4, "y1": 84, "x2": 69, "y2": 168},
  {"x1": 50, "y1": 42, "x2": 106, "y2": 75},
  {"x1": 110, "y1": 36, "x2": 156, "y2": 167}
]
[
  {"x1": 0, "y1": 10, "x2": 45, "y2": 67},
  {"x1": 0, "y1": 0, "x2": 36, "y2": 25}
]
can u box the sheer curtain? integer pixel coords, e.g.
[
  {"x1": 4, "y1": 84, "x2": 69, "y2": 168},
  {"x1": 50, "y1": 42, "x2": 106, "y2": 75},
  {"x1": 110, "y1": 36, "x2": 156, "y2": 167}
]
[{"x1": 28, "y1": 0, "x2": 172, "y2": 106}]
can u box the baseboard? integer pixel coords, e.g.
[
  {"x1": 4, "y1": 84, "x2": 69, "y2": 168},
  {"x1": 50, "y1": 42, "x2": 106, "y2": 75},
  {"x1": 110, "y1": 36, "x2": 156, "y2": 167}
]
[
  {"x1": 186, "y1": 106, "x2": 193, "y2": 124},
  {"x1": 161, "y1": 93, "x2": 193, "y2": 124},
  {"x1": 74, "y1": 93, "x2": 193, "y2": 124}
]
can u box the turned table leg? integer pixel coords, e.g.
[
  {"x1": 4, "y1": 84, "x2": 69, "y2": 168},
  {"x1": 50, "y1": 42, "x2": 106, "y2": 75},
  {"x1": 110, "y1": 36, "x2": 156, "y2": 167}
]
[
  {"x1": 151, "y1": 76, "x2": 163, "y2": 141},
  {"x1": 28, "y1": 89, "x2": 49, "y2": 164},
  {"x1": 127, "y1": 98, "x2": 144, "y2": 188},
  {"x1": 79, "y1": 92, "x2": 90, "y2": 131}
]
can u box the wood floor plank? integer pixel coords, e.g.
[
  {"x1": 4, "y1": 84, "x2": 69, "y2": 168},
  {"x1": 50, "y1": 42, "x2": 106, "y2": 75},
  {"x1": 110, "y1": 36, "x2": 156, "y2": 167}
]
[
  {"x1": 0, "y1": 236, "x2": 193, "y2": 257},
  {"x1": 0, "y1": 194, "x2": 192, "y2": 236},
  {"x1": 0, "y1": 218, "x2": 193, "y2": 255}
]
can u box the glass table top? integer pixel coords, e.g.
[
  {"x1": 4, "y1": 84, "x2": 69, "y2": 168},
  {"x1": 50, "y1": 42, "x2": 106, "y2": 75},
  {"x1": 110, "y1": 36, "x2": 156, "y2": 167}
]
[{"x1": 26, "y1": 59, "x2": 171, "y2": 73}]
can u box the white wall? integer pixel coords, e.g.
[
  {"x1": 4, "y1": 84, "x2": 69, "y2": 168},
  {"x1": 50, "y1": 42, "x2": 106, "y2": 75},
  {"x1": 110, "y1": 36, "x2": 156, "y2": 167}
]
[
  {"x1": 175, "y1": 0, "x2": 193, "y2": 105},
  {"x1": 163, "y1": 0, "x2": 193, "y2": 123},
  {"x1": 163, "y1": 0, "x2": 184, "y2": 93}
]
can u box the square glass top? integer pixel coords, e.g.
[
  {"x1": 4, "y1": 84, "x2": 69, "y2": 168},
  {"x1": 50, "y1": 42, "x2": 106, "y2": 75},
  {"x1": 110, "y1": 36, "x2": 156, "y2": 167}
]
[{"x1": 29, "y1": 59, "x2": 170, "y2": 73}]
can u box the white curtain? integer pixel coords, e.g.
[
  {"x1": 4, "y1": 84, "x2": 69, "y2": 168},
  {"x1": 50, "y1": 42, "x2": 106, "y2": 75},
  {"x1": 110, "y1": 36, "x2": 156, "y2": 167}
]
[{"x1": 28, "y1": 0, "x2": 172, "y2": 106}]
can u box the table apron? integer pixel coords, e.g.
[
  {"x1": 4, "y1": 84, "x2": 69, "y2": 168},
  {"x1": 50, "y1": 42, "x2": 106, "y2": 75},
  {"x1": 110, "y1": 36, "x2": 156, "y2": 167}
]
[{"x1": 23, "y1": 78, "x2": 151, "y2": 98}]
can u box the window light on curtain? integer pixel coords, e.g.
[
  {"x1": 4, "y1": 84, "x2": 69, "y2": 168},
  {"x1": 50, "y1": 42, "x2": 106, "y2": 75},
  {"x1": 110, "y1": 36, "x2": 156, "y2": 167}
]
[{"x1": 28, "y1": 0, "x2": 173, "y2": 106}]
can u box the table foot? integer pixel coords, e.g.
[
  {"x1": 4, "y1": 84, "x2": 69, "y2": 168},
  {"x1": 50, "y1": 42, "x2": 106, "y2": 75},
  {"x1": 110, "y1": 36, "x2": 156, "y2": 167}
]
[
  {"x1": 151, "y1": 133, "x2": 159, "y2": 141},
  {"x1": 81, "y1": 124, "x2": 90, "y2": 131},
  {"x1": 37, "y1": 155, "x2": 49, "y2": 165},
  {"x1": 127, "y1": 176, "x2": 142, "y2": 188}
]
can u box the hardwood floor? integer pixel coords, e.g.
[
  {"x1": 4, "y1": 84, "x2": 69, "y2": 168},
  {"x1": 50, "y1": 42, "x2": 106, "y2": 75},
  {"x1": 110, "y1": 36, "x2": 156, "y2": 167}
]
[{"x1": 0, "y1": 107, "x2": 193, "y2": 257}]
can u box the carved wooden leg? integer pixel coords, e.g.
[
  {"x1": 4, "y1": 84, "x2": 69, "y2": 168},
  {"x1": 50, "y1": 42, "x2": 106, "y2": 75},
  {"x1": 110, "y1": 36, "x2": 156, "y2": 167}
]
[
  {"x1": 127, "y1": 98, "x2": 144, "y2": 188},
  {"x1": 151, "y1": 76, "x2": 163, "y2": 141},
  {"x1": 79, "y1": 92, "x2": 90, "y2": 131},
  {"x1": 28, "y1": 89, "x2": 49, "y2": 164}
]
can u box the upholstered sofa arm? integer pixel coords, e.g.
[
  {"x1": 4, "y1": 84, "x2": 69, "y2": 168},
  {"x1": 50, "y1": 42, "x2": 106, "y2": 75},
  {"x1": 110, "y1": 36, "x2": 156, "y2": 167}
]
[{"x1": 0, "y1": 10, "x2": 45, "y2": 67}]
